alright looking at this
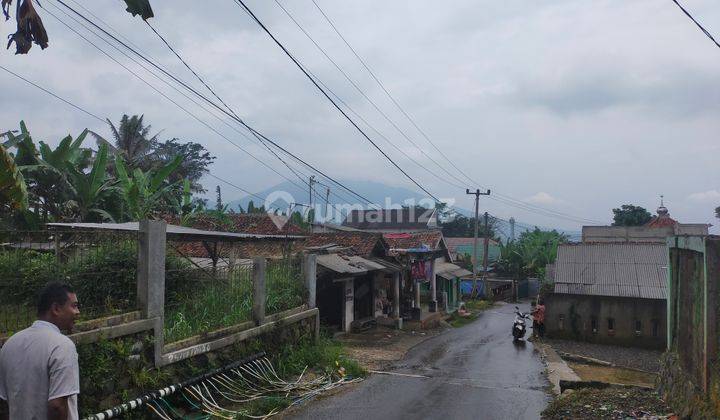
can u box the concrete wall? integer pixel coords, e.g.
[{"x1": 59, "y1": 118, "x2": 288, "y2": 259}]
[
  {"x1": 659, "y1": 236, "x2": 720, "y2": 418},
  {"x1": 582, "y1": 225, "x2": 673, "y2": 243},
  {"x1": 545, "y1": 293, "x2": 666, "y2": 349}
]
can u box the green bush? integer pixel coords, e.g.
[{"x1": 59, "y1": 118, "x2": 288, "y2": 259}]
[
  {"x1": 274, "y1": 336, "x2": 366, "y2": 379},
  {"x1": 0, "y1": 250, "x2": 59, "y2": 304}
]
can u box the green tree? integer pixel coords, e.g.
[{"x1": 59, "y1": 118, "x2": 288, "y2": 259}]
[
  {"x1": 151, "y1": 138, "x2": 214, "y2": 193},
  {"x1": 612, "y1": 204, "x2": 652, "y2": 226},
  {"x1": 64, "y1": 143, "x2": 116, "y2": 222},
  {"x1": 0, "y1": 143, "x2": 28, "y2": 212},
  {"x1": 115, "y1": 155, "x2": 182, "y2": 221},
  {"x1": 99, "y1": 115, "x2": 160, "y2": 171},
  {"x1": 496, "y1": 228, "x2": 567, "y2": 280},
  {"x1": 442, "y1": 215, "x2": 497, "y2": 238}
]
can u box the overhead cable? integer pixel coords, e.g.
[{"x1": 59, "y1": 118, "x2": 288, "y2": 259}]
[{"x1": 233, "y1": 0, "x2": 441, "y2": 202}]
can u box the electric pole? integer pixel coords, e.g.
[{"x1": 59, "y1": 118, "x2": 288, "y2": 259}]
[
  {"x1": 509, "y1": 217, "x2": 515, "y2": 241},
  {"x1": 483, "y1": 212, "x2": 490, "y2": 277},
  {"x1": 308, "y1": 175, "x2": 315, "y2": 223},
  {"x1": 325, "y1": 187, "x2": 330, "y2": 222},
  {"x1": 466, "y1": 189, "x2": 491, "y2": 298}
]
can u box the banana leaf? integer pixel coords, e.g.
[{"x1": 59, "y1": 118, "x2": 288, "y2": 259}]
[{"x1": 0, "y1": 143, "x2": 29, "y2": 210}]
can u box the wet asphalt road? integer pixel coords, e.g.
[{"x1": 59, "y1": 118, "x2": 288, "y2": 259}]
[{"x1": 288, "y1": 303, "x2": 550, "y2": 420}]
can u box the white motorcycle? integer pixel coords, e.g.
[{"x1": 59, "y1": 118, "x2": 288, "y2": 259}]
[{"x1": 512, "y1": 306, "x2": 530, "y2": 341}]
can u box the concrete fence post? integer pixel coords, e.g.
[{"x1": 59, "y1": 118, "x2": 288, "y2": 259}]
[
  {"x1": 137, "y1": 220, "x2": 166, "y2": 367},
  {"x1": 253, "y1": 258, "x2": 266, "y2": 326},
  {"x1": 137, "y1": 220, "x2": 166, "y2": 319},
  {"x1": 304, "y1": 254, "x2": 317, "y2": 309}
]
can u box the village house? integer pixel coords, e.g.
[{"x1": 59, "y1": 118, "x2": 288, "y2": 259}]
[
  {"x1": 545, "y1": 203, "x2": 710, "y2": 349},
  {"x1": 545, "y1": 242, "x2": 667, "y2": 348},
  {"x1": 341, "y1": 207, "x2": 439, "y2": 232},
  {"x1": 382, "y1": 231, "x2": 457, "y2": 319},
  {"x1": 302, "y1": 231, "x2": 402, "y2": 332}
]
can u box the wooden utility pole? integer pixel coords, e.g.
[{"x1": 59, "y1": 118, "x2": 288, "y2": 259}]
[{"x1": 466, "y1": 189, "x2": 491, "y2": 297}]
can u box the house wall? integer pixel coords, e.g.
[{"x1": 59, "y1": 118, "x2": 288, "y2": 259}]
[
  {"x1": 658, "y1": 236, "x2": 720, "y2": 419},
  {"x1": 544, "y1": 293, "x2": 666, "y2": 349}
]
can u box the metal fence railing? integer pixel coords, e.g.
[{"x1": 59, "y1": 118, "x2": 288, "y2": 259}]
[
  {"x1": 0, "y1": 230, "x2": 138, "y2": 336},
  {"x1": 163, "y1": 239, "x2": 307, "y2": 343},
  {"x1": 266, "y1": 255, "x2": 305, "y2": 316},
  {"x1": 163, "y1": 240, "x2": 255, "y2": 343}
]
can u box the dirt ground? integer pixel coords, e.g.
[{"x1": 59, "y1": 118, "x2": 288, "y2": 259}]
[
  {"x1": 336, "y1": 325, "x2": 445, "y2": 370},
  {"x1": 568, "y1": 362, "x2": 658, "y2": 388}
]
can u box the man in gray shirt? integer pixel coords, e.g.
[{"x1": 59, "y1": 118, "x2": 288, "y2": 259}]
[{"x1": 0, "y1": 283, "x2": 81, "y2": 420}]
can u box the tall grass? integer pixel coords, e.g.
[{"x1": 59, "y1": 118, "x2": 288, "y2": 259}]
[{"x1": 164, "y1": 257, "x2": 307, "y2": 343}]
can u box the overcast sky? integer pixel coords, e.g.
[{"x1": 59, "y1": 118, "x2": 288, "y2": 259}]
[{"x1": 1, "y1": 0, "x2": 718, "y2": 231}]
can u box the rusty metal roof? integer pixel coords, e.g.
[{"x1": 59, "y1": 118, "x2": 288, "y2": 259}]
[{"x1": 553, "y1": 243, "x2": 667, "y2": 300}]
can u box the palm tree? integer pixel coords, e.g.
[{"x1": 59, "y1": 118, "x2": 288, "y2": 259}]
[{"x1": 95, "y1": 114, "x2": 160, "y2": 170}]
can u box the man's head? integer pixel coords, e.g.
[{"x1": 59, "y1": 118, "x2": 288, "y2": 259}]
[{"x1": 37, "y1": 283, "x2": 79, "y2": 331}]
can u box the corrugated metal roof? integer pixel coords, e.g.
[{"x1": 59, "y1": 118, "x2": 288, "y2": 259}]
[
  {"x1": 435, "y1": 262, "x2": 472, "y2": 279},
  {"x1": 553, "y1": 243, "x2": 667, "y2": 300},
  {"x1": 47, "y1": 222, "x2": 305, "y2": 240},
  {"x1": 316, "y1": 254, "x2": 385, "y2": 275}
]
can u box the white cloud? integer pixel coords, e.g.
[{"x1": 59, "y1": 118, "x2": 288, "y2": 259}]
[
  {"x1": 525, "y1": 192, "x2": 562, "y2": 205},
  {"x1": 687, "y1": 190, "x2": 720, "y2": 203}
]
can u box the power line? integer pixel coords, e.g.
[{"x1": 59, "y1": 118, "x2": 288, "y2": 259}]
[
  {"x1": 0, "y1": 65, "x2": 106, "y2": 123},
  {"x1": 309, "y1": 0, "x2": 605, "y2": 225},
  {"x1": 0, "y1": 59, "x2": 264, "y2": 205},
  {"x1": 61, "y1": 1, "x2": 362, "y2": 211},
  {"x1": 232, "y1": 0, "x2": 441, "y2": 202},
  {"x1": 42, "y1": 1, "x2": 364, "y2": 218},
  {"x1": 671, "y1": 0, "x2": 720, "y2": 49},
  {"x1": 274, "y1": 0, "x2": 471, "y2": 189},
  {"x1": 51, "y1": 0, "x2": 378, "y2": 208}
]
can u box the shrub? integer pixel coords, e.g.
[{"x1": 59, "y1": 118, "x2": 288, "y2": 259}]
[{"x1": 0, "y1": 250, "x2": 59, "y2": 304}]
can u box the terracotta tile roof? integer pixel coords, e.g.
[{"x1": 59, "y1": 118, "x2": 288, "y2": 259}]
[
  {"x1": 645, "y1": 215, "x2": 678, "y2": 228},
  {"x1": 383, "y1": 230, "x2": 445, "y2": 251},
  {"x1": 161, "y1": 213, "x2": 304, "y2": 259},
  {"x1": 302, "y1": 232, "x2": 385, "y2": 257},
  {"x1": 163, "y1": 213, "x2": 306, "y2": 235},
  {"x1": 342, "y1": 207, "x2": 438, "y2": 230}
]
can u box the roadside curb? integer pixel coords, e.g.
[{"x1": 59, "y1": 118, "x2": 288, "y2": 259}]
[
  {"x1": 535, "y1": 341, "x2": 581, "y2": 395},
  {"x1": 556, "y1": 351, "x2": 659, "y2": 375}
]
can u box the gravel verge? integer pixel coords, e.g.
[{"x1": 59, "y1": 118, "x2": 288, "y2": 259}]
[{"x1": 542, "y1": 338, "x2": 662, "y2": 373}]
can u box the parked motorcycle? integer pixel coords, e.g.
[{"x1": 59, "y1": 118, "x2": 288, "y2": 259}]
[{"x1": 512, "y1": 306, "x2": 530, "y2": 340}]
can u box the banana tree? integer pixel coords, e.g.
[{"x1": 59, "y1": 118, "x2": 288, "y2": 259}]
[
  {"x1": 0, "y1": 143, "x2": 29, "y2": 211},
  {"x1": 64, "y1": 143, "x2": 117, "y2": 222},
  {"x1": 115, "y1": 154, "x2": 182, "y2": 221}
]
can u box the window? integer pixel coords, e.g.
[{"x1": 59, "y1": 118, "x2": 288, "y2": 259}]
[
  {"x1": 591, "y1": 317, "x2": 598, "y2": 334},
  {"x1": 635, "y1": 320, "x2": 642, "y2": 336},
  {"x1": 652, "y1": 319, "x2": 660, "y2": 338},
  {"x1": 558, "y1": 314, "x2": 565, "y2": 330},
  {"x1": 607, "y1": 318, "x2": 615, "y2": 335}
]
